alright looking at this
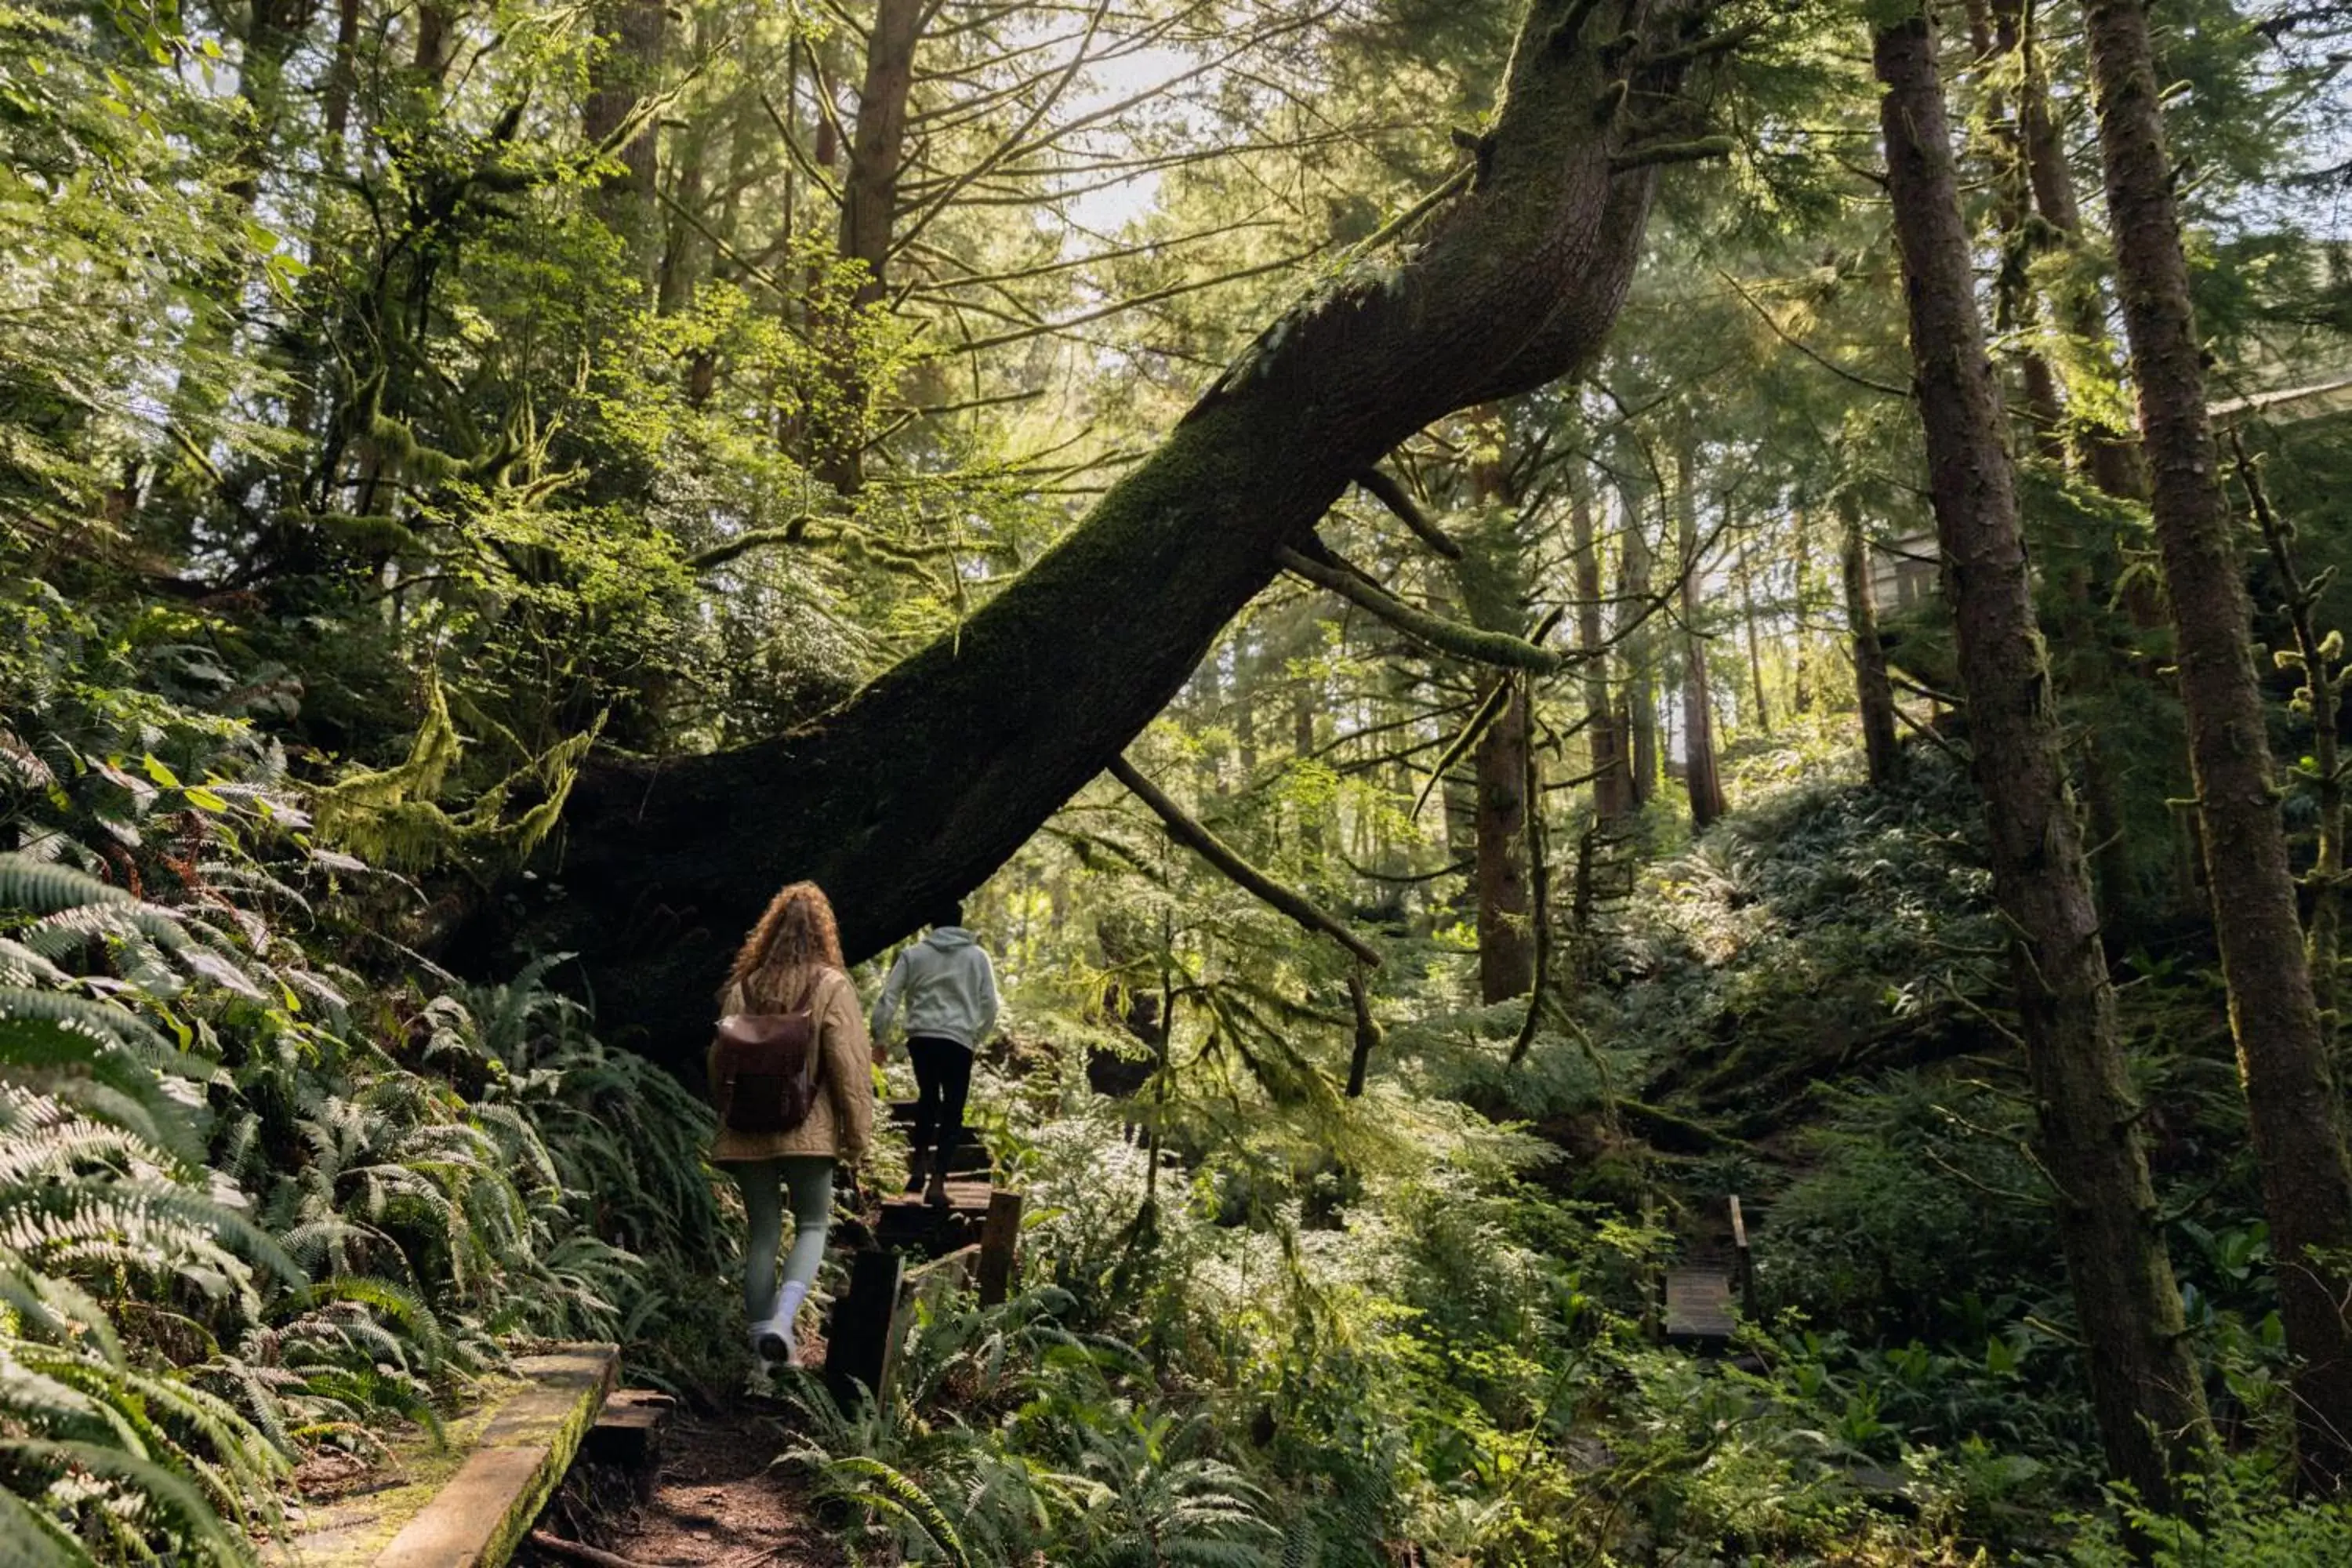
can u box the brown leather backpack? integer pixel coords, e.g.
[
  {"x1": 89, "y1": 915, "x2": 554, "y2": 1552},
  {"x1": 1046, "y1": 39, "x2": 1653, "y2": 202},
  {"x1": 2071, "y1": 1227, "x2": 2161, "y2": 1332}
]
[{"x1": 710, "y1": 972, "x2": 829, "y2": 1135}]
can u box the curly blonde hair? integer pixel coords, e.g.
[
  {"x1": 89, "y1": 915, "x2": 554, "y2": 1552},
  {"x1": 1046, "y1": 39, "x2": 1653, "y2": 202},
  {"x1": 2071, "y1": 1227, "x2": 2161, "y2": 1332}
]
[{"x1": 726, "y1": 881, "x2": 844, "y2": 1010}]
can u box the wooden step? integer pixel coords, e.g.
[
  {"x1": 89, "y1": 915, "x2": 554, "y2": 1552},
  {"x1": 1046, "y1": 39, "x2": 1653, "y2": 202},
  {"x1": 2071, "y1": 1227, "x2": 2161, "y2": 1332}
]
[
  {"x1": 1664, "y1": 1266, "x2": 1737, "y2": 1343},
  {"x1": 878, "y1": 1179, "x2": 993, "y2": 1219},
  {"x1": 886, "y1": 1104, "x2": 986, "y2": 1139},
  {"x1": 583, "y1": 1388, "x2": 674, "y2": 1470},
  {"x1": 874, "y1": 1180, "x2": 996, "y2": 1259}
]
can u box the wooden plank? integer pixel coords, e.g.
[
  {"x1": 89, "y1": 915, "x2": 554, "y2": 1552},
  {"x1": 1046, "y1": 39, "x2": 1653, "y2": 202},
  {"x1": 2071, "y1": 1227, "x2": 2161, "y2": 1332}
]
[
  {"x1": 274, "y1": 1345, "x2": 617, "y2": 1568},
  {"x1": 824, "y1": 1248, "x2": 904, "y2": 1414},
  {"x1": 903, "y1": 1242, "x2": 980, "y2": 1287},
  {"x1": 1730, "y1": 1195, "x2": 1757, "y2": 1319},
  {"x1": 976, "y1": 1189, "x2": 1024, "y2": 1307},
  {"x1": 583, "y1": 1389, "x2": 674, "y2": 1474},
  {"x1": 1664, "y1": 1268, "x2": 1737, "y2": 1342}
]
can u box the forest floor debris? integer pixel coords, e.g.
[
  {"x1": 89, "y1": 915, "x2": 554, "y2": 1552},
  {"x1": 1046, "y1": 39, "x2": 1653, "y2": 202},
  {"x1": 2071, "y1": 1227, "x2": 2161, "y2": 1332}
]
[{"x1": 536, "y1": 1404, "x2": 843, "y2": 1568}]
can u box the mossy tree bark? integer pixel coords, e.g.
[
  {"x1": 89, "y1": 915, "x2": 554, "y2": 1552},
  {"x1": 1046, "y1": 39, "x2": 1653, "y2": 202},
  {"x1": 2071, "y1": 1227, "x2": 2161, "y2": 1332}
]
[
  {"x1": 2085, "y1": 0, "x2": 2352, "y2": 1490},
  {"x1": 1836, "y1": 492, "x2": 1901, "y2": 790},
  {"x1": 1458, "y1": 439, "x2": 1537, "y2": 1004},
  {"x1": 1875, "y1": 5, "x2": 2211, "y2": 1510},
  {"x1": 1618, "y1": 486, "x2": 1661, "y2": 806},
  {"x1": 1571, "y1": 477, "x2": 1632, "y2": 820},
  {"x1": 583, "y1": 0, "x2": 667, "y2": 301},
  {"x1": 1991, "y1": 0, "x2": 2145, "y2": 501},
  {"x1": 538, "y1": 0, "x2": 1711, "y2": 1063},
  {"x1": 818, "y1": 0, "x2": 926, "y2": 491},
  {"x1": 1674, "y1": 433, "x2": 1726, "y2": 829}
]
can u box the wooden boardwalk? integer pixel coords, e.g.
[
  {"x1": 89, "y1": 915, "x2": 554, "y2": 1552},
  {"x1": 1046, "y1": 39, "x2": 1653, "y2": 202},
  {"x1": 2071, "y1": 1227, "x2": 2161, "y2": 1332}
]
[
  {"x1": 873, "y1": 1102, "x2": 996, "y2": 1258},
  {"x1": 1664, "y1": 1266, "x2": 1737, "y2": 1342},
  {"x1": 1662, "y1": 1196, "x2": 1756, "y2": 1347}
]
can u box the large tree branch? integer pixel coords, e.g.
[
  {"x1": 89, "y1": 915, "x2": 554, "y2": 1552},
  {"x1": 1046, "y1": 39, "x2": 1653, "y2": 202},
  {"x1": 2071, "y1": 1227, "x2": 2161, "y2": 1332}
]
[
  {"x1": 1107, "y1": 755, "x2": 1382, "y2": 969},
  {"x1": 1276, "y1": 544, "x2": 1563, "y2": 673},
  {"x1": 524, "y1": 0, "x2": 1714, "y2": 1067}
]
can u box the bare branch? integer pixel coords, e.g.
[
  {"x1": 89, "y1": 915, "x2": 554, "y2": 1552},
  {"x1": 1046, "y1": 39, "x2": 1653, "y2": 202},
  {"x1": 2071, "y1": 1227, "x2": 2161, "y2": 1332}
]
[
  {"x1": 1276, "y1": 543, "x2": 1564, "y2": 674},
  {"x1": 1609, "y1": 134, "x2": 1737, "y2": 173},
  {"x1": 1357, "y1": 468, "x2": 1464, "y2": 559},
  {"x1": 1109, "y1": 755, "x2": 1383, "y2": 969}
]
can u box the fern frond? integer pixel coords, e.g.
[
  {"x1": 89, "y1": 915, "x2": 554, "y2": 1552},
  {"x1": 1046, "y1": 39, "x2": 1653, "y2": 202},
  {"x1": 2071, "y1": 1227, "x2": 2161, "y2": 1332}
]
[
  {"x1": 822, "y1": 1455, "x2": 975, "y2": 1568},
  {"x1": 0, "y1": 855, "x2": 131, "y2": 916},
  {"x1": 0, "y1": 1437, "x2": 250, "y2": 1568},
  {"x1": 0, "y1": 1488, "x2": 93, "y2": 1568}
]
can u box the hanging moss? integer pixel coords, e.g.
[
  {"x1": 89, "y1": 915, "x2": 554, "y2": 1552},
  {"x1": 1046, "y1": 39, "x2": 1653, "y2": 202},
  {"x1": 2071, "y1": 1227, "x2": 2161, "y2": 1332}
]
[{"x1": 316, "y1": 675, "x2": 602, "y2": 876}]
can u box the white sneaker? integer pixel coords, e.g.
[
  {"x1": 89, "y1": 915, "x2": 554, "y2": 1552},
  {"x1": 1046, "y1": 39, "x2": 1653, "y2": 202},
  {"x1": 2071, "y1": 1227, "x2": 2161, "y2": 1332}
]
[{"x1": 750, "y1": 1279, "x2": 810, "y2": 1366}]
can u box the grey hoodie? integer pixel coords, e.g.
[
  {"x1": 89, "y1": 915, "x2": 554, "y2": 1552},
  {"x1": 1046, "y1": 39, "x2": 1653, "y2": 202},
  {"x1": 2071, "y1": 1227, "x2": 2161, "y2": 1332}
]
[{"x1": 870, "y1": 927, "x2": 1000, "y2": 1049}]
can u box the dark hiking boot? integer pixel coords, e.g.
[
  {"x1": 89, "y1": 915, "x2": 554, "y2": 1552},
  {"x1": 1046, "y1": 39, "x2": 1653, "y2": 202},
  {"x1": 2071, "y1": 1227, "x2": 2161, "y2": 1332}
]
[{"x1": 905, "y1": 1149, "x2": 931, "y2": 1194}]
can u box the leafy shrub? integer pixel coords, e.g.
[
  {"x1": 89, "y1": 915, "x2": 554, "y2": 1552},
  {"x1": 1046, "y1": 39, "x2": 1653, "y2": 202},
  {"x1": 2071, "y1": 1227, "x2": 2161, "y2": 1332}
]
[{"x1": 0, "y1": 590, "x2": 728, "y2": 1561}]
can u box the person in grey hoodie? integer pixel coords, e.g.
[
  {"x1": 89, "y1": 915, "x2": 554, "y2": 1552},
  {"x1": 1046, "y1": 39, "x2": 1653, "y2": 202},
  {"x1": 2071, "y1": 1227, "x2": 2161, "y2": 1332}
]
[{"x1": 870, "y1": 902, "x2": 1000, "y2": 1206}]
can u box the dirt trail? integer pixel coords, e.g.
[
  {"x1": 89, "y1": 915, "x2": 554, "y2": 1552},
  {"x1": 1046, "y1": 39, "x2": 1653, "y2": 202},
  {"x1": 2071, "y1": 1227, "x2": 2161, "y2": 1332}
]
[{"x1": 534, "y1": 1396, "x2": 845, "y2": 1568}]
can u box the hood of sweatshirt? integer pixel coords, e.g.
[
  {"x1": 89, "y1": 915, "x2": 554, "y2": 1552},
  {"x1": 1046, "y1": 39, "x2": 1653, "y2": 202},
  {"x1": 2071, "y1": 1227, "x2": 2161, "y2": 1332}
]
[{"x1": 924, "y1": 926, "x2": 977, "y2": 950}]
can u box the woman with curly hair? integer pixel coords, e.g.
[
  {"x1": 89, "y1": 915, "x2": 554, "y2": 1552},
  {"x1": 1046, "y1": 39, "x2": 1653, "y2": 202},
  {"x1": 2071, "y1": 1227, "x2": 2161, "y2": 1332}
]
[{"x1": 710, "y1": 881, "x2": 872, "y2": 1364}]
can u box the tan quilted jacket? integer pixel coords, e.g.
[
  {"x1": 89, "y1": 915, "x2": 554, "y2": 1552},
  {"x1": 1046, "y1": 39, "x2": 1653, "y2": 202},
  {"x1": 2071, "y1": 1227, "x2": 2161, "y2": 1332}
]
[{"x1": 707, "y1": 967, "x2": 874, "y2": 1164}]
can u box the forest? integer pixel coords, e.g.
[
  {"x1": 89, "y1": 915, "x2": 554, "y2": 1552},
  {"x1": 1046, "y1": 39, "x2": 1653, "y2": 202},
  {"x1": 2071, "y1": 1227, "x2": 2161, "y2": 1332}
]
[{"x1": 16, "y1": 0, "x2": 2352, "y2": 1561}]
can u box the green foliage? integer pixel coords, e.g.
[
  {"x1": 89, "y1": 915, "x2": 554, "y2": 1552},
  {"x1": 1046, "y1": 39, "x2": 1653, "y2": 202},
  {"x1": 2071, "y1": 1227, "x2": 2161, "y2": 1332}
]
[
  {"x1": 2069, "y1": 1460, "x2": 2352, "y2": 1567},
  {"x1": 0, "y1": 590, "x2": 727, "y2": 1560},
  {"x1": 1762, "y1": 1074, "x2": 2053, "y2": 1341}
]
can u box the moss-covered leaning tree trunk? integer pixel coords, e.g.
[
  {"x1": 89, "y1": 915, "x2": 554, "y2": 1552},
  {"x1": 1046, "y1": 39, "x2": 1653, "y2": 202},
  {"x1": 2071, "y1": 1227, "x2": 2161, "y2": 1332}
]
[
  {"x1": 532, "y1": 0, "x2": 1721, "y2": 1062},
  {"x1": 1874, "y1": 5, "x2": 2211, "y2": 1511},
  {"x1": 2085, "y1": 0, "x2": 2352, "y2": 1490}
]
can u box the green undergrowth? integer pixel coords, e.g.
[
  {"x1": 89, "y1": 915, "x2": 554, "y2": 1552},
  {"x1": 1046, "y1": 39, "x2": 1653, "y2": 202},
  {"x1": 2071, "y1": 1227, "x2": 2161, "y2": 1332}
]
[
  {"x1": 0, "y1": 586, "x2": 731, "y2": 1564},
  {"x1": 834, "y1": 749, "x2": 2352, "y2": 1565},
  {"x1": 780, "y1": 1101, "x2": 2002, "y2": 1566},
  {"x1": 8, "y1": 570, "x2": 2341, "y2": 1565}
]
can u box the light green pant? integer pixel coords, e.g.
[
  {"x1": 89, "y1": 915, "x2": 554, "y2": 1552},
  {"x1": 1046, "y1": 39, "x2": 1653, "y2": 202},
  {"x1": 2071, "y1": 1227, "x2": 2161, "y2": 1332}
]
[{"x1": 728, "y1": 1156, "x2": 833, "y2": 1320}]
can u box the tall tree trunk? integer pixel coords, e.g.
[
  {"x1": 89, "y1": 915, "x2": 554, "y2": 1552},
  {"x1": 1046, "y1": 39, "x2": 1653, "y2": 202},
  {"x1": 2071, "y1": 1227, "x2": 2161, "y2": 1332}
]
[
  {"x1": 1676, "y1": 447, "x2": 1726, "y2": 829},
  {"x1": 659, "y1": 118, "x2": 708, "y2": 318},
  {"x1": 154, "y1": 0, "x2": 308, "y2": 511},
  {"x1": 1972, "y1": 0, "x2": 2137, "y2": 924},
  {"x1": 1573, "y1": 477, "x2": 1629, "y2": 819},
  {"x1": 1875, "y1": 5, "x2": 2211, "y2": 1510},
  {"x1": 1791, "y1": 503, "x2": 1816, "y2": 716},
  {"x1": 530, "y1": 0, "x2": 1701, "y2": 1058},
  {"x1": 1473, "y1": 676, "x2": 1535, "y2": 1001},
  {"x1": 228, "y1": 0, "x2": 307, "y2": 205},
  {"x1": 1962, "y1": 0, "x2": 2068, "y2": 463},
  {"x1": 323, "y1": 0, "x2": 362, "y2": 174},
  {"x1": 2085, "y1": 0, "x2": 2352, "y2": 1488},
  {"x1": 415, "y1": 2, "x2": 455, "y2": 81},
  {"x1": 1620, "y1": 488, "x2": 1660, "y2": 807},
  {"x1": 584, "y1": 0, "x2": 667, "y2": 300},
  {"x1": 1737, "y1": 530, "x2": 1771, "y2": 736},
  {"x1": 1838, "y1": 492, "x2": 1902, "y2": 789},
  {"x1": 1459, "y1": 434, "x2": 1536, "y2": 1003},
  {"x1": 1293, "y1": 680, "x2": 1325, "y2": 873},
  {"x1": 819, "y1": 0, "x2": 925, "y2": 492},
  {"x1": 2238, "y1": 436, "x2": 2347, "y2": 1053},
  {"x1": 1992, "y1": 0, "x2": 2145, "y2": 500}
]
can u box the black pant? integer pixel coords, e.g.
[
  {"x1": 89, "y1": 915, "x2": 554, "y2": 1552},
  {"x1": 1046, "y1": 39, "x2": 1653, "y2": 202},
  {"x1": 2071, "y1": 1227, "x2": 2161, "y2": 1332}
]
[{"x1": 908, "y1": 1036, "x2": 974, "y2": 1161}]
